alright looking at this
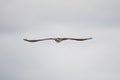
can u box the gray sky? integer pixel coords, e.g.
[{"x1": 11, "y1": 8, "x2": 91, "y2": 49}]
[{"x1": 0, "y1": 0, "x2": 120, "y2": 80}]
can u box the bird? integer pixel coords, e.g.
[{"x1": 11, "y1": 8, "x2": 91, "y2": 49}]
[{"x1": 23, "y1": 37, "x2": 92, "y2": 43}]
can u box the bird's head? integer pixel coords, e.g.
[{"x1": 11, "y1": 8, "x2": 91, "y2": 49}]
[{"x1": 54, "y1": 38, "x2": 63, "y2": 43}]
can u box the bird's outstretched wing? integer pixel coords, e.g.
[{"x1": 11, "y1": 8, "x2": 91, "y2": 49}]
[
  {"x1": 23, "y1": 37, "x2": 92, "y2": 43},
  {"x1": 63, "y1": 37, "x2": 92, "y2": 41},
  {"x1": 23, "y1": 38, "x2": 54, "y2": 42}
]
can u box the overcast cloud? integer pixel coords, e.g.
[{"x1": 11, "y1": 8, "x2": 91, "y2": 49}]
[{"x1": 0, "y1": 0, "x2": 120, "y2": 80}]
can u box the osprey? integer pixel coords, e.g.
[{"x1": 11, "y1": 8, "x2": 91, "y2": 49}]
[{"x1": 23, "y1": 37, "x2": 92, "y2": 43}]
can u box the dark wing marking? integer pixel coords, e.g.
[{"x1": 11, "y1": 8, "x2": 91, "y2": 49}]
[
  {"x1": 23, "y1": 38, "x2": 54, "y2": 42},
  {"x1": 62, "y1": 37, "x2": 92, "y2": 41}
]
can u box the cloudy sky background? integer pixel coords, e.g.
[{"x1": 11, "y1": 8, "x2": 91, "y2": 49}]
[{"x1": 0, "y1": 0, "x2": 120, "y2": 80}]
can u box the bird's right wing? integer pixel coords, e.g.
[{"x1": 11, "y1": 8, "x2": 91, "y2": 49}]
[
  {"x1": 23, "y1": 38, "x2": 54, "y2": 42},
  {"x1": 65, "y1": 37, "x2": 92, "y2": 41}
]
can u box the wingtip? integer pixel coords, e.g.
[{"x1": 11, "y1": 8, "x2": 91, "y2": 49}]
[
  {"x1": 23, "y1": 39, "x2": 30, "y2": 42},
  {"x1": 89, "y1": 37, "x2": 92, "y2": 39},
  {"x1": 23, "y1": 39, "x2": 27, "y2": 41}
]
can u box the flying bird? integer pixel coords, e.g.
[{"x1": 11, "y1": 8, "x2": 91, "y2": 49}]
[{"x1": 23, "y1": 37, "x2": 92, "y2": 43}]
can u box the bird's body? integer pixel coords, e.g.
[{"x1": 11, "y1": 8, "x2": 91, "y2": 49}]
[{"x1": 23, "y1": 37, "x2": 92, "y2": 43}]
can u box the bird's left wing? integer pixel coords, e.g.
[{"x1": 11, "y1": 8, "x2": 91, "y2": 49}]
[{"x1": 23, "y1": 38, "x2": 54, "y2": 42}]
